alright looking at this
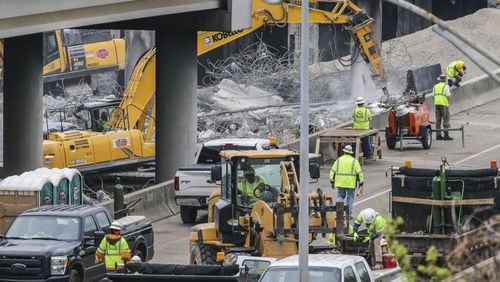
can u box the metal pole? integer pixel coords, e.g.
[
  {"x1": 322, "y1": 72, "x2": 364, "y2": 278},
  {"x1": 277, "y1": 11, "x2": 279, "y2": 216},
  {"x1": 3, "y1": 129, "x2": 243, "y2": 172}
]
[
  {"x1": 383, "y1": 0, "x2": 500, "y2": 67},
  {"x1": 432, "y1": 26, "x2": 500, "y2": 85},
  {"x1": 299, "y1": 0, "x2": 310, "y2": 281}
]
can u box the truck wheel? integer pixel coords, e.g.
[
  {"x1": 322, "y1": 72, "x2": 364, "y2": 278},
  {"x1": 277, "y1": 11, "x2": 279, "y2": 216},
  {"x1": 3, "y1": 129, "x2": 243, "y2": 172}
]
[
  {"x1": 421, "y1": 127, "x2": 432, "y2": 149},
  {"x1": 68, "y1": 269, "x2": 81, "y2": 282},
  {"x1": 223, "y1": 252, "x2": 249, "y2": 266},
  {"x1": 386, "y1": 137, "x2": 396, "y2": 150},
  {"x1": 181, "y1": 206, "x2": 198, "y2": 224},
  {"x1": 190, "y1": 242, "x2": 217, "y2": 265}
]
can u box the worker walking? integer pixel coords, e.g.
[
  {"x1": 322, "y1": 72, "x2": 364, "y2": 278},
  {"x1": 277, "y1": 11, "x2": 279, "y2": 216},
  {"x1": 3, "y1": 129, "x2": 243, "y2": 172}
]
[
  {"x1": 446, "y1": 60, "x2": 466, "y2": 87},
  {"x1": 433, "y1": 74, "x2": 453, "y2": 141},
  {"x1": 95, "y1": 221, "x2": 132, "y2": 272},
  {"x1": 352, "y1": 96, "x2": 373, "y2": 159},
  {"x1": 352, "y1": 208, "x2": 386, "y2": 269},
  {"x1": 330, "y1": 144, "x2": 364, "y2": 219}
]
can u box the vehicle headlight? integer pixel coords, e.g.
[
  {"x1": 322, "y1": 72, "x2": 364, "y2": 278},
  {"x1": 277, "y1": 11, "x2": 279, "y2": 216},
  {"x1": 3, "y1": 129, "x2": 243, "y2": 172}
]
[{"x1": 51, "y1": 256, "x2": 68, "y2": 275}]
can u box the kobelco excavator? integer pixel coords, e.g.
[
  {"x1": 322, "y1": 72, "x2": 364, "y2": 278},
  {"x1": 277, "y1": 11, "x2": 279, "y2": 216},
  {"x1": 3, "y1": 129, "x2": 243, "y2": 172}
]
[
  {"x1": 189, "y1": 149, "x2": 338, "y2": 265},
  {"x1": 43, "y1": 0, "x2": 387, "y2": 172}
]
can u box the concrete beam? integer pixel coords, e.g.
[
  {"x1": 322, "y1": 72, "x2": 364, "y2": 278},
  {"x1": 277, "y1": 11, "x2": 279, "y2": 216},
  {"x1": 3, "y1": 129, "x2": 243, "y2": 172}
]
[{"x1": 0, "y1": 0, "x2": 226, "y2": 38}]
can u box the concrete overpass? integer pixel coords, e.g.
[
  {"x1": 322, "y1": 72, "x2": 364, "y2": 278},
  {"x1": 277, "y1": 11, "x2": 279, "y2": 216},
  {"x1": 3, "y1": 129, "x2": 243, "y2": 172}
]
[{"x1": 0, "y1": 0, "x2": 251, "y2": 181}]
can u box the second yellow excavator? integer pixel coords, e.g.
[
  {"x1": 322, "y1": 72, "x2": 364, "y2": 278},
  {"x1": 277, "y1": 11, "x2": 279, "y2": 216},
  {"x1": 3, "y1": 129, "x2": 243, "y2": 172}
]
[{"x1": 43, "y1": 0, "x2": 387, "y2": 172}]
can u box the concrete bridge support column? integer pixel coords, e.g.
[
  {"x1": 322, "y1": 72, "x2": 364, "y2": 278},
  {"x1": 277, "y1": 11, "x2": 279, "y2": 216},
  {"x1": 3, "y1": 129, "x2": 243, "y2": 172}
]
[
  {"x1": 3, "y1": 34, "x2": 43, "y2": 176},
  {"x1": 155, "y1": 30, "x2": 197, "y2": 182}
]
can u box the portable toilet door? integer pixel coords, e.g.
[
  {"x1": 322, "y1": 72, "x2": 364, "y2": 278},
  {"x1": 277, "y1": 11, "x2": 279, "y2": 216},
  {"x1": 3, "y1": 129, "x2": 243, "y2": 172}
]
[
  {"x1": 61, "y1": 168, "x2": 83, "y2": 205},
  {"x1": 40, "y1": 181, "x2": 55, "y2": 206}
]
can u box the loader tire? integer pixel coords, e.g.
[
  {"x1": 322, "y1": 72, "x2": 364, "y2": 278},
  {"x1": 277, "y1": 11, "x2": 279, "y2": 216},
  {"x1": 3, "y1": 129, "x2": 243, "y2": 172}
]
[
  {"x1": 190, "y1": 242, "x2": 217, "y2": 265},
  {"x1": 421, "y1": 127, "x2": 432, "y2": 149},
  {"x1": 223, "y1": 252, "x2": 250, "y2": 266},
  {"x1": 181, "y1": 206, "x2": 198, "y2": 224}
]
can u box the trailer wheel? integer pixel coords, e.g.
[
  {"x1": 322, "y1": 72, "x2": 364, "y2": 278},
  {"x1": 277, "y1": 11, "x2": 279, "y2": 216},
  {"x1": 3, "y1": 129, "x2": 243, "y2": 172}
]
[
  {"x1": 421, "y1": 127, "x2": 432, "y2": 149},
  {"x1": 386, "y1": 137, "x2": 396, "y2": 150},
  {"x1": 181, "y1": 206, "x2": 198, "y2": 224},
  {"x1": 190, "y1": 242, "x2": 217, "y2": 265},
  {"x1": 223, "y1": 252, "x2": 249, "y2": 266},
  {"x1": 68, "y1": 269, "x2": 81, "y2": 282}
]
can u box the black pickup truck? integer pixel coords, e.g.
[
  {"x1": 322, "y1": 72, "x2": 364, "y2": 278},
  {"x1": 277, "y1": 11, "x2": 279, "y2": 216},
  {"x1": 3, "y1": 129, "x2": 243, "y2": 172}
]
[{"x1": 0, "y1": 205, "x2": 154, "y2": 282}]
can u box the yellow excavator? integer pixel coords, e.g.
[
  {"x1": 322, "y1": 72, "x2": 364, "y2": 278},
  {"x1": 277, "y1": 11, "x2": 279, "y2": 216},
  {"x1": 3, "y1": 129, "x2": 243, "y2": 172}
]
[
  {"x1": 189, "y1": 148, "x2": 338, "y2": 265},
  {"x1": 0, "y1": 29, "x2": 126, "y2": 94},
  {"x1": 42, "y1": 0, "x2": 386, "y2": 172}
]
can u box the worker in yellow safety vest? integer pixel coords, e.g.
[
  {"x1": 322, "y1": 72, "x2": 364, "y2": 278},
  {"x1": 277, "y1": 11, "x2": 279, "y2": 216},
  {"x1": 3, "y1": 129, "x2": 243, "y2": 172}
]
[
  {"x1": 446, "y1": 60, "x2": 466, "y2": 87},
  {"x1": 352, "y1": 96, "x2": 373, "y2": 159},
  {"x1": 95, "y1": 221, "x2": 131, "y2": 271},
  {"x1": 329, "y1": 144, "x2": 364, "y2": 219},
  {"x1": 433, "y1": 74, "x2": 453, "y2": 141},
  {"x1": 352, "y1": 208, "x2": 386, "y2": 269},
  {"x1": 238, "y1": 166, "x2": 266, "y2": 205}
]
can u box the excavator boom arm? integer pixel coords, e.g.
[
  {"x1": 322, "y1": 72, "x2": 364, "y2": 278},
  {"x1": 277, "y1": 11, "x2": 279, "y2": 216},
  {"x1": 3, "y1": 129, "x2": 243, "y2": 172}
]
[{"x1": 198, "y1": 0, "x2": 385, "y2": 81}]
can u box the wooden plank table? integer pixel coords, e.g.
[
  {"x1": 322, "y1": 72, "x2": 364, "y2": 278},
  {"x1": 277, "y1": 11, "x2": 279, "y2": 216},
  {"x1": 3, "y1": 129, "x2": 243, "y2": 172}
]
[{"x1": 314, "y1": 128, "x2": 382, "y2": 164}]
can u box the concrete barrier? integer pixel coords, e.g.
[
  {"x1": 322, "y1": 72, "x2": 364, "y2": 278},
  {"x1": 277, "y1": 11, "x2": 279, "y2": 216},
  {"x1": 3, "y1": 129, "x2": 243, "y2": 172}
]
[
  {"x1": 100, "y1": 180, "x2": 179, "y2": 222},
  {"x1": 100, "y1": 69, "x2": 499, "y2": 220}
]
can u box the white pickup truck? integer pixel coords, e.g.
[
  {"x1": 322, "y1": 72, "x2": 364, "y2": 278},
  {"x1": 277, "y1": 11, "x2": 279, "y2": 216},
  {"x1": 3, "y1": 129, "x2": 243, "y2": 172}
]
[
  {"x1": 174, "y1": 138, "x2": 275, "y2": 224},
  {"x1": 258, "y1": 254, "x2": 401, "y2": 282}
]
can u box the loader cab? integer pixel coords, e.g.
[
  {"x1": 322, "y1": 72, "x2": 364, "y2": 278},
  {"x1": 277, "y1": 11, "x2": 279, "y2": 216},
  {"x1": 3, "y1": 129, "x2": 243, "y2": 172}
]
[{"x1": 212, "y1": 149, "x2": 319, "y2": 245}]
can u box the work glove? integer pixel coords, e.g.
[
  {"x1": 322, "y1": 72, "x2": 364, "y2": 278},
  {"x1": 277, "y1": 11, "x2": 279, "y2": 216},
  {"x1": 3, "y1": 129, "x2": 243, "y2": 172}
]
[
  {"x1": 356, "y1": 184, "x2": 363, "y2": 197},
  {"x1": 370, "y1": 234, "x2": 379, "y2": 241},
  {"x1": 330, "y1": 180, "x2": 335, "y2": 189},
  {"x1": 352, "y1": 223, "x2": 360, "y2": 233},
  {"x1": 353, "y1": 232, "x2": 359, "y2": 242},
  {"x1": 362, "y1": 236, "x2": 371, "y2": 243}
]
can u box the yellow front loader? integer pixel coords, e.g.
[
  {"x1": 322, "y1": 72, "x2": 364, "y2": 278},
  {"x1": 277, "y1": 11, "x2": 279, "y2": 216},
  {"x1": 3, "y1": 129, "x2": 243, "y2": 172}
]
[{"x1": 189, "y1": 149, "x2": 338, "y2": 265}]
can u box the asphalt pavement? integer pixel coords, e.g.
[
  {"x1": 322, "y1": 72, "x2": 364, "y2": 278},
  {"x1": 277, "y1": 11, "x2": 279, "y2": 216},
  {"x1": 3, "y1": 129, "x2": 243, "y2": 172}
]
[{"x1": 151, "y1": 98, "x2": 500, "y2": 264}]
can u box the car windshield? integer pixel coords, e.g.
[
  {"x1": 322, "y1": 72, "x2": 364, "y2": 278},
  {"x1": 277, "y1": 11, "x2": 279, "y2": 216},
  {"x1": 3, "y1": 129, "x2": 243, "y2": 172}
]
[
  {"x1": 5, "y1": 215, "x2": 81, "y2": 241},
  {"x1": 259, "y1": 266, "x2": 341, "y2": 282}
]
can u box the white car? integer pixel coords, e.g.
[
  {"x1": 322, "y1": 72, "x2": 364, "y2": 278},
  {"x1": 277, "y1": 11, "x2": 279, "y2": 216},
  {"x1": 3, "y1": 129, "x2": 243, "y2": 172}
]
[{"x1": 259, "y1": 254, "x2": 401, "y2": 282}]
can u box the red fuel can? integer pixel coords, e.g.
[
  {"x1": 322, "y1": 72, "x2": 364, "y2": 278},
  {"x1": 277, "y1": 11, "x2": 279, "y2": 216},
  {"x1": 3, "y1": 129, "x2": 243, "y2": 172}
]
[{"x1": 383, "y1": 254, "x2": 397, "y2": 268}]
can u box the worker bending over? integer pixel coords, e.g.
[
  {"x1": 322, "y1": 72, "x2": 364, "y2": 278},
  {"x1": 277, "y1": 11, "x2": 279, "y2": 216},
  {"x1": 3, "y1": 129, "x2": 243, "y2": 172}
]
[
  {"x1": 96, "y1": 221, "x2": 131, "y2": 272},
  {"x1": 446, "y1": 60, "x2": 466, "y2": 87},
  {"x1": 352, "y1": 96, "x2": 373, "y2": 159},
  {"x1": 330, "y1": 144, "x2": 364, "y2": 219},
  {"x1": 433, "y1": 74, "x2": 453, "y2": 141},
  {"x1": 352, "y1": 208, "x2": 386, "y2": 269}
]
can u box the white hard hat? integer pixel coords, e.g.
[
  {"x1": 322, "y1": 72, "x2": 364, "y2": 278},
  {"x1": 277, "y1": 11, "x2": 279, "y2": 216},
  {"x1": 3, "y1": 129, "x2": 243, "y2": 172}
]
[
  {"x1": 109, "y1": 221, "x2": 122, "y2": 231},
  {"x1": 343, "y1": 144, "x2": 354, "y2": 154},
  {"x1": 362, "y1": 208, "x2": 377, "y2": 224},
  {"x1": 130, "y1": 255, "x2": 142, "y2": 263},
  {"x1": 355, "y1": 96, "x2": 365, "y2": 105}
]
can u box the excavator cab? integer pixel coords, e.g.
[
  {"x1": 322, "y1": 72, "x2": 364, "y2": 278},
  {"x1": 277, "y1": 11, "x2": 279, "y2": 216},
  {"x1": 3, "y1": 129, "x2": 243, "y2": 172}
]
[{"x1": 74, "y1": 98, "x2": 121, "y2": 132}]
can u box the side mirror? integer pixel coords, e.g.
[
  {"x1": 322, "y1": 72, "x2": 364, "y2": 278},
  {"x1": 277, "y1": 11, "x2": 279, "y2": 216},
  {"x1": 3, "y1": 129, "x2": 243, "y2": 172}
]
[
  {"x1": 309, "y1": 163, "x2": 320, "y2": 179},
  {"x1": 211, "y1": 165, "x2": 222, "y2": 182},
  {"x1": 94, "y1": 230, "x2": 105, "y2": 246}
]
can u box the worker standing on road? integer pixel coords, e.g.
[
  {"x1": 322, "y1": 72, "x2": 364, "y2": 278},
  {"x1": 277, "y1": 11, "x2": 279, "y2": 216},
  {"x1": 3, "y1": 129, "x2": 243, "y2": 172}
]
[
  {"x1": 446, "y1": 60, "x2": 466, "y2": 87},
  {"x1": 238, "y1": 166, "x2": 266, "y2": 205},
  {"x1": 352, "y1": 208, "x2": 386, "y2": 269},
  {"x1": 330, "y1": 144, "x2": 364, "y2": 219},
  {"x1": 433, "y1": 74, "x2": 453, "y2": 141},
  {"x1": 95, "y1": 221, "x2": 131, "y2": 272},
  {"x1": 352, "y1": 96, "x2": 373, "y2": 159}
]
